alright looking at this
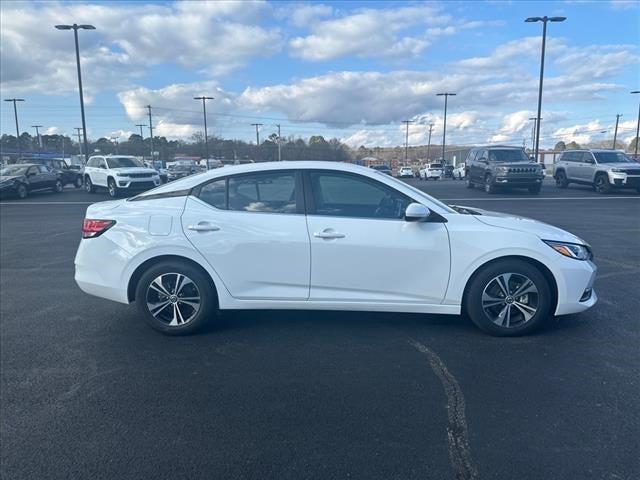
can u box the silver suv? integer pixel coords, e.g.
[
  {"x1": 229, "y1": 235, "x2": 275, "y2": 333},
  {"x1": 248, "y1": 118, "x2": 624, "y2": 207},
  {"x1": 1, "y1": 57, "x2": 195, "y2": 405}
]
[{"x1": 553, "y1": 149, "x2": 640, "y2": 194}]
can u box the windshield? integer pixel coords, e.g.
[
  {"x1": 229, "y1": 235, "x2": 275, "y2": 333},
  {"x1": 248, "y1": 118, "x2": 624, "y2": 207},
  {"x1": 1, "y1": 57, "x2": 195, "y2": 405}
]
[
  {"x1": 173, "y1": 165, "x2": 193, "y2": 171},
  {"x1": 1, "y1": 165, "x2": 30, "y2": 176},
  {"x1": 430, "y1": 164, "x2": 443, "y2": 169},
  {"x1": 106, "y1": 157, "x2": 142, "y2": 168},
  {"x1": 487, "y1": 149, "x2": 529, "y2": 163},
  {"x1": 381, "y1": 173, "x2": 456, "y2": 214},
  {"x1": 371, "y1": 165, "x2": 390, "y2": 170},
  {"x1": 593, "y1": 152, "x2": 634, "y2": 164}
]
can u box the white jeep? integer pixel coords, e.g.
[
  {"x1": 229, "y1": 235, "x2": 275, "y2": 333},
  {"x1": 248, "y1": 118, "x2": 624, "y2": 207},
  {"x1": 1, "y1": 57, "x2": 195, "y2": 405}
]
[{"x1": 84, "y1": 155, "x2": 160, "y2": 197}]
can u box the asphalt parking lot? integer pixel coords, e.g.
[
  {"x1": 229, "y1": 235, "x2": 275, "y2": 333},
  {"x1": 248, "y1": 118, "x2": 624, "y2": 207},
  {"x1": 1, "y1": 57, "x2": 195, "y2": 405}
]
[{"x1": 1, "y1": 178, "x2": 639, "y2": 480}]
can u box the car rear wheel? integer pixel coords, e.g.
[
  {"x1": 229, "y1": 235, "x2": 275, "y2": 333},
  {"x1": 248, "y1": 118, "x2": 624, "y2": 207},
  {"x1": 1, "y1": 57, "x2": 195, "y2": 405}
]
[
  {"x1": 555, "y1": 171, "x2": 569, "y2": 188},
  {"x1": 594, "y1": 173, "x2": 611, "y2": 194},
  {"x1": 53, "y1": 180, "x2": 63, "y2": 193},
  {"x1": 107, "y1": 178, "x2": 119, "y2": 198},
  {"x1": 85, "y1": 176, "x2": 95, "y2": 194},
  {"x1": 16, "y1": 184, "x2": 28, "y2": 199},
  {"x1": 135, "y1": 261, "x2": 216, "y2": 335},
  {"x1": 465, "y1": 259, "x2": 552, "y2": 336}
]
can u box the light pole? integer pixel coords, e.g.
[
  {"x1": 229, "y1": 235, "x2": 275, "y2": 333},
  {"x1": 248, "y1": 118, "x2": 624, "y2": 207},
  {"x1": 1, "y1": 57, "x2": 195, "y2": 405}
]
[
  {"x1": 55, "y1": 23, "x2": 95, "y2": 164},
  {"x1": 146, "y1": 105, "x2": 155, "y2": 163},
  {"x1": 32, "y1": 125, "x2": 43, "y2": 154},
  {"x1": 613, "y1": 114, "x2": 623, "y2": 149},
  {"x1": 526, "y1": 15, "x2": 566, "y2": 163},
  {"x1": 632, "y1": 91, "x2": 640, "y2": 157},
  {"x1": 4, "y1": 98, "x2": 25, "y2": 158},
  {"x1": 136, "y1": 124, "x2": 146, "y2": 157},
  {"x1": 436, "y1": 93, "x2": 456, "y2": 164},
  {"x1": 110, "y1": 136, "x2": 119, "y2": 154},
  {"x1": 402, "y1": 120, "x2": 413, "y2": 165},
  {"x1": 528, "y1": 117, "x2": 539, "y2": 151},
  {"x1": 426, "y1": 123, "x2": 434, "y2": 162},
  {"x1": 194, "y1": 96, "x2": 213, "y2": 167}
]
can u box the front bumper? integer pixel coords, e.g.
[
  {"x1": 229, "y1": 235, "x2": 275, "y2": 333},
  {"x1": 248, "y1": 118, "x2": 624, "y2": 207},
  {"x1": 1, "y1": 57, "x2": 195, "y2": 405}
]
[
  {"x1": 493, "y1": 175, "x2": 544, "y2": 185},
  {"x1": 116, "y1": 178, "x2": 160, "y2": 190},
  {"x1": 609, "y1": 173, "x2": 640, "y2": 188},
  {"x1": 555, "y1": 259, "x2": 598, "y2": 316}
]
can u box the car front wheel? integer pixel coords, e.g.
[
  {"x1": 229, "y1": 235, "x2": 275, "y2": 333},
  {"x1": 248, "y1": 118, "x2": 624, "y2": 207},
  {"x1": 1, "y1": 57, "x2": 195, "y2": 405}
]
[
  {"x1": 16, "y1": 184, "x2": 28, "y2": 199},
  {"x1": 74, "y1": 176, "x2": 83, "y2": 188},
  {"x1": 85, "y1": 176, "x2": 95, "y2": 194},
  {"x1": 465, "y1": 259, "x2": 552, "y2": 336},
  {"x1": 53, "y1": 180, "x2": 63, "y2": 193},
  {"x1": 594, "y1": 174, "x2": 611, "y2": 194},
  {"x1": 465, "y1": 176, "x2": 474, "y2": 188},
  {"x1": 135, "y1": 261, "x2": 216, "y2": 335},
  {"x1": 484, "y1": 175, "x2": 497, "y2": 194},
  {"x1": 555, "y1": 171, "x2": 569, "y2": 188},
  {"x1": 107, "y1": 178, "x2": 119, "y2": 198}
]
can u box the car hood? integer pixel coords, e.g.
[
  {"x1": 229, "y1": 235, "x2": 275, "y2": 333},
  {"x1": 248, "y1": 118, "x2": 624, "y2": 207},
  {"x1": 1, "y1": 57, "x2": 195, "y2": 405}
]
[
  {"x1": 110, "y1": 167, "x2": 157, "y2": 175},
  {"x1": 603, "y1": 162, "x2": 640, "y2": 170},
  {"x1": 454, "y1": 205, "x2": 588, "y2": 245}
]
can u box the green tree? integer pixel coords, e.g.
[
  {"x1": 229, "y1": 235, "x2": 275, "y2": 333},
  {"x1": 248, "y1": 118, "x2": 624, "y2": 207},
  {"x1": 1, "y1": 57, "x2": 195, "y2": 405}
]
[
  {"x1": 554, "y1": 141, "x2": 566, "y2": 151},
  {"x1": 627, "y1": 137, "x2": 638, "y2": 152},
  {"x1": 565, "y1": 141, "x2": 581, "y2": 150}
]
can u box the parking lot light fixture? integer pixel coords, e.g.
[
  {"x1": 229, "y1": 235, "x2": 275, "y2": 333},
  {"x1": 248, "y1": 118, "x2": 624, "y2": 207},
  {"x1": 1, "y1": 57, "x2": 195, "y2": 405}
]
[
  {"x1": 631, "y1": 91, "x2": 640, "y2": 157},
  {"x1": 55, "y1": 23, "x2": 95, "y2": 164},
  {"x1": 526, "y1": 15, "x2": 566, "y2": 163},
  {"x1": 4, "y1": 98, "x2": 25, "y2": 158},
  {"x1": 436, "y1": 93, "x2": 456, "y2": 164}
]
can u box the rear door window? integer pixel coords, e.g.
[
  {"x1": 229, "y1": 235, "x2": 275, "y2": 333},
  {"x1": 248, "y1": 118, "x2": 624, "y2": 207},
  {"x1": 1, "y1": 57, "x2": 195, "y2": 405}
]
[{"x1": 228, "y1": 172, "x2": 297, "y2": 214}]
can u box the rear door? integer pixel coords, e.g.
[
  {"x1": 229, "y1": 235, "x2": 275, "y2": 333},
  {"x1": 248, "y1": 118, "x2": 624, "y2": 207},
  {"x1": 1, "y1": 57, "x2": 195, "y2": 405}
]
[
  {"x1": 304, "y1": 170, "x2": 450, "y2": 303},
  {"x1": 182, "y1": 170, "x2": 311, "y2": 300}
]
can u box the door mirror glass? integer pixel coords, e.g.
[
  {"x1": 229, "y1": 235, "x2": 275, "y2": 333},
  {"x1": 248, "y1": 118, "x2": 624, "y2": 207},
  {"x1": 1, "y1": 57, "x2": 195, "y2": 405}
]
[{"x1": 404, "y1": 203, "x2": 430, "y2": 222}]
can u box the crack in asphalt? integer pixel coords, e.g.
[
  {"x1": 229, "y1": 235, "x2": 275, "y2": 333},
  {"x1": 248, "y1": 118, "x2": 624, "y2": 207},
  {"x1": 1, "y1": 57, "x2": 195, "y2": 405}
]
[{"x1": 409, "y1": 340, "x2": 478, "y2": 480}]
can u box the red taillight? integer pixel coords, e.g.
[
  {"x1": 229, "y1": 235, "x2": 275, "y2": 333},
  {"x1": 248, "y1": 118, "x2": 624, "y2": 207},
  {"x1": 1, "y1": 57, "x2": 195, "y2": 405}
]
[{"x1": 82, "y1": 219, "x2": 115, "y2": 239}]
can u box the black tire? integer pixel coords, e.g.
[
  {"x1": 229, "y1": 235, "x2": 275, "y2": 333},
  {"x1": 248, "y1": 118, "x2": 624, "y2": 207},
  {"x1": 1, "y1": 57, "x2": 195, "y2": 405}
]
[
  {"x1": 107, "y1": 178, "x2": 119, "y2": 198},
  {"x1": 528, "y1": 184, "x2": 542, "y2": 195},
  {"x1": 465, "y1": 176, "x2": 474, "y2": 188},
  {"x1": 52, "y1": 179, "x2": 63, "y2": 193},
  {"x1": 85, "y1": 176, "x2": 95, "y2": 194},
  {"x1": 74, "y1": 176, "x2": 83, "y2": 188},
  {"x1": 464, "y1": 259, "x2": 552, "y2": 336},
  {"x1": 484, "y1": 175, "x2": 497, "y2": 194},
  {"x1": 135, "y1": 261, "x2": 216, "y2": 335},
  {"x1": 16, "y1": 184, "x2": 28, "y2": 199},
  {"x1": 555, "y1": 170, "x2": 569, "y2": 188},
  {"x1": 594, "y1": 173, "x2": 611, "y2": 194}
]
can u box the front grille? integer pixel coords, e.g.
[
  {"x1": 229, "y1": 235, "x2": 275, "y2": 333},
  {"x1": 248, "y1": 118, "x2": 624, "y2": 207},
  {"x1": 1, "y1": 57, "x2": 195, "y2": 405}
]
[
  {"x1": 507, "y1": 167, "x2": 539, "y2": 173},
  {"x1": 127, "y1": 173, "x2": 153, "y2": 178},
  {"x1": 621, "y1": 169, "x2": 640, "y2": 175},
  {"x1": 128, "y1": 181, "x2": 156, "y2": 190}
]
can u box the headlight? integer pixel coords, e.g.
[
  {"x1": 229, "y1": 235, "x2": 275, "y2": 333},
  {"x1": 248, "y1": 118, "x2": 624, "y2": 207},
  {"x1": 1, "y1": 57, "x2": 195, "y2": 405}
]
[
  {"x1": 610, "y1": 168, "x2": 624, "y2": 173},
  {"x1": 116, "y1": 172, "x2": 128, "y2": 177},
  {"x1": 543, "y1": 240, "x2": 592, "y2": 260},
  {"x1": 496, "y1": 166, "x2": 509, "y2": 174}
]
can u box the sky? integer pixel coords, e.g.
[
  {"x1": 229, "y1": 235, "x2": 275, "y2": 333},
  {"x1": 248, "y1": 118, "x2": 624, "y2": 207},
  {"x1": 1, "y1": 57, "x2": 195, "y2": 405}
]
[{"x1": 1, "y1": 0, "x2": 639, "y2": 150}]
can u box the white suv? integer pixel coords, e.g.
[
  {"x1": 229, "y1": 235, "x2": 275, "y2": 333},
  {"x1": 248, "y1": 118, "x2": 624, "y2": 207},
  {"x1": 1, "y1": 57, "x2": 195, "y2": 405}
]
[
  {"x1": 84, "y1": 155, "x2": 160, "y2": 197},
  {"x1": 419, "y1": 163, "x2": 443, "y2": 180}
]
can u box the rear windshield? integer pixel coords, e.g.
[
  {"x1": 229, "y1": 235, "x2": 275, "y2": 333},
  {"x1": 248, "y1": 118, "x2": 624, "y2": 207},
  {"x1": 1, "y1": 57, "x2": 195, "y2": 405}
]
[
  {"x1": 593, "y1": 152, "x2": 634, "y2": 164},
  {"x1": 487, "y1": 149, "x2": 529, "y2": 163},
  {"x1": 1, "y1": 165, "x2": 30, "y2": 176},
  {"x1": 106, "y1": 157, "x2": 142, "y2": 168}
]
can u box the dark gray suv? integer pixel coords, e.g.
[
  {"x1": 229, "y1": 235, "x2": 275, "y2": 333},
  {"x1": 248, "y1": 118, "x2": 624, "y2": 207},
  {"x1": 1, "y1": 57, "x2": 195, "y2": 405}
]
[{"x1": 465, "y1": 146, "x2": 545, "y2": 194}]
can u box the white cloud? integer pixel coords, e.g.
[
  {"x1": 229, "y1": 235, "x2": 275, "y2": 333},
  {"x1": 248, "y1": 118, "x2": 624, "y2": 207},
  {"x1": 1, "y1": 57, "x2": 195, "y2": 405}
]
[
  {"x1": 45, "y1": 127, "x2": 60, "y2": 135},
  {"x1": 289, "y1": 5, "x2": 451, "y2": 61},
  {"x1": 0, "y1": 1, "x2": 281, "y2": 94},
  {"x1": 341, "y1": 129, "x2": 394, "y2": 148},
  {"x1": 286, "y1": 4, "x2": 334, "y2": 28},
  {"x1": 108, "y1": 129, "x2": 134, "y2": 142}
]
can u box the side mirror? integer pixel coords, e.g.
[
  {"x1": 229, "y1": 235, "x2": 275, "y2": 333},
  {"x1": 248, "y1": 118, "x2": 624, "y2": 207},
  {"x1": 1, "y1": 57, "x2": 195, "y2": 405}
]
[
  {"x1": 478, "y1": 157, "x2": 487, "y2": 163},
  {"x1": 28, "y1": 172, "x2": 36, "y2": 177},
  {"x1": 585, "y1": 157, "x2": 594, "y2": 164},
  {"x1": 405, "y1": 203, "x2": 431, "y2": 222}
]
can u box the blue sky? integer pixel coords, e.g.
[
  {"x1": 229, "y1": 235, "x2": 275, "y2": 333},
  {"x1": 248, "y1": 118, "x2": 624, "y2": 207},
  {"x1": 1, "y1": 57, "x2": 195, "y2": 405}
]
[{"x1": 1, "y1": 0, "x2": 639, "y2": 149}]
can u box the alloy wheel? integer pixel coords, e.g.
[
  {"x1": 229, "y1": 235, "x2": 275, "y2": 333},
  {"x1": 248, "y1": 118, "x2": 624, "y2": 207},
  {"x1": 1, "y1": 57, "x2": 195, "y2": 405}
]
[
  {"x1": 481, "y1": 273, "x2": 539, "y2": 328},
  {"x1": 146, "y1": 273, "x2": 201, "y2": 326}
]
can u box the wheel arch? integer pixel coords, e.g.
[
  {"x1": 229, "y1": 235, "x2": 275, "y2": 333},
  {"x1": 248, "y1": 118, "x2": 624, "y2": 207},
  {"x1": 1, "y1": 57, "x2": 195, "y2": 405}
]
[
  {"x1": 461, "y1": 255, "x2": 558, "y2": 316},
  {"x1": 127, "y1": 254, "x2": 219, "y2": 305}
]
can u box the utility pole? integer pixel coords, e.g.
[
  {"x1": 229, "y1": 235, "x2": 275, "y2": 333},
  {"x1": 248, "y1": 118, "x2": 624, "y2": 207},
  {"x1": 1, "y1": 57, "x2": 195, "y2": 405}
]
[
  {"x1": 4, "y1": 98, "x2": 25, "y2": 158},
  {"x1": 110, "y1": 137, "x2": 119, "y2": 154},
  {"x1": 74, "y1": 127, "x2": 83, "y2": 156},
  {"x1": 136, "y1": 124, "x2": 146, "y2": 157},
  {"x1": 275, "y1": 124, "x2": 282, "y2": 161},
  {"x1": 528, "y1": 117, "x2": 538, "y2": 151},
  {"x1": 402, "y1": 120, "x2": 413, "y2": 165},
  {"x1": 194, "y1": 96, "x2": 214, "y2": 168},
  {"x1": 437, "y1": 93, "x2": 456, "y2": 164},
  {"x1": 146, "y1": 105, "x2": 155, "y2": 164},
  {"x1": 525, "y1": 15, "x2": 566, "y2": 165},
  {"x1": 55, "y1": 23, "x2": 95, "y2": 164},
  {"x1": 426, "y1": 123, "x2": 434, "y2": 161},
  {"x1": 251, "y1": 123, "x2": 263, "y2": 161},
  {"x1": 613, "y1": 114, "x2": 623, "y2": 149},
  {"x1": 632, "y1": 91, "x2": 640, "y2": 157},
  {"x1": 32, "y1": 125, "x2": 43, "y2": 154}
]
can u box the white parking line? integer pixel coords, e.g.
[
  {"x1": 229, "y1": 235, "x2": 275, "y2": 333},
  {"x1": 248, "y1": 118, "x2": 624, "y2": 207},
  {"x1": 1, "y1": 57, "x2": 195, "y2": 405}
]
[
  {"x1": 0, "y1": 201, "x2": 93, "y2": 205},
  {"x1": 409, "y1": 340, "x2": 478, "y2": 480},
  {"x1": 443, "y1": 196, "x2": 639, "y2": 201}
]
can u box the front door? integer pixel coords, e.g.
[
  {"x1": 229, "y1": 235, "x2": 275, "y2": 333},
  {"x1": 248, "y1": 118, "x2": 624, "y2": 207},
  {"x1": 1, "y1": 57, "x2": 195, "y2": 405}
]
[
  {"x1": 304, "y1": 170, "x2": 450, "y2": 303},
  {"x1": 182, "y1": 170, "x2": 310, "y2": 300}
]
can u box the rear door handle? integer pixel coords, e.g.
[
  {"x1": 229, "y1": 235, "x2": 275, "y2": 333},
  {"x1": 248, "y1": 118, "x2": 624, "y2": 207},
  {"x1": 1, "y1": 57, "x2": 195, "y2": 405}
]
[
  {"x1": 314, "y1": 229, "x2": 345, "y2": 239},
  {"x1": 187, "y1": 222, "x2": 220, "y2": 232}
]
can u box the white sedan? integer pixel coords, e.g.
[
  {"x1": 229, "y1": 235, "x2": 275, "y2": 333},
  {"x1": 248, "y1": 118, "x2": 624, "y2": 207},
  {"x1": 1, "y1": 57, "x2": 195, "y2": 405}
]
[{"x1": 75, "y1": 161, "x2": 597, "y2": 336}]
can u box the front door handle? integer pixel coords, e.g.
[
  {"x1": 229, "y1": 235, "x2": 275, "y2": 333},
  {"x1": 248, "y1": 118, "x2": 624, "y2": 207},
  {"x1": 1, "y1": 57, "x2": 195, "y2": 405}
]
[
  {"x1": 314, "y1": 229, "x2": 345, "y2": 239},
  {"x1": 187, "y1": 222, "x2": 220, "y2": 232}
]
